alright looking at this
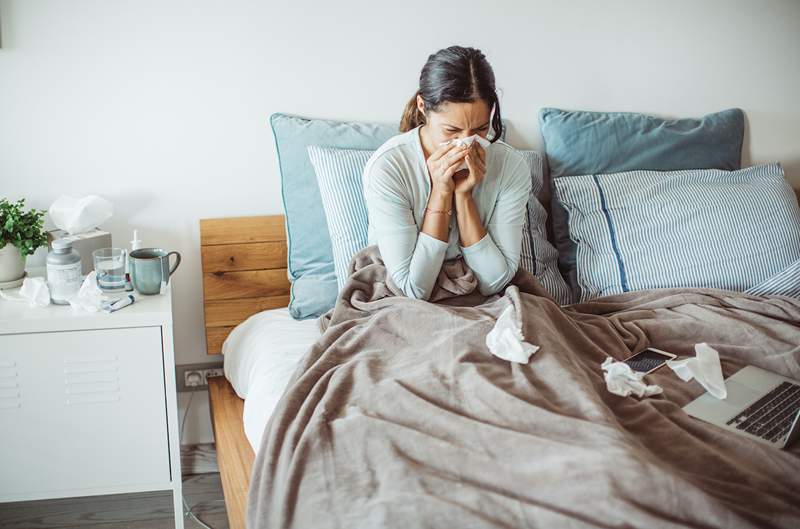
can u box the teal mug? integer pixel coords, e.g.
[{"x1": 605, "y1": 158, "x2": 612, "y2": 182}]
[{"x1": 129, "y1": 248, "x2": 181, "y2": 295}]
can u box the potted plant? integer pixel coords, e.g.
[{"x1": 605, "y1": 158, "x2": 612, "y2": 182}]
[{"x1": 0, "y1": 198, "x2": 47, "y2": 285}]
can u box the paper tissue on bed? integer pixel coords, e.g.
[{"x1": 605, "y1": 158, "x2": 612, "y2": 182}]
[
  {"x1": 601, "y1": 357, "x2": 664, "y2": 398},
  {"x1": 486, "y1": 303, "x2": 539, "y2": 364},
  {"x1": 47, "y1": 195, "x2": 113, "y2": 274}
]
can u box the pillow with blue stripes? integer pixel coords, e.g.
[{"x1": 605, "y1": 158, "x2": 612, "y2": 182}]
[
  {"x1": 745, "y1": 258, "x2": 800, "y2": 299},
  {"x1": 307, "y1": 145, "x2": 572, "y2": 305},
  {"x1": 554, "y1": 163, "x2": 800, "y2": 301}
]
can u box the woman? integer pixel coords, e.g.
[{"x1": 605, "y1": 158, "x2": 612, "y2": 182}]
[{"x1": 363, "y1": 45, "x2": 531, "y2": 300}]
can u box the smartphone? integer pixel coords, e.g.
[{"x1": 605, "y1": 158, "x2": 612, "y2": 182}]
[{"x1": 623, "y1": 348, "x2": 677, "y2": 374}]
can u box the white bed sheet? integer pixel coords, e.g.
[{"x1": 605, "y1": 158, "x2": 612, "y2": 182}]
[{"x1": 222, "y1": 307, "x2": 321, "y2": 451}]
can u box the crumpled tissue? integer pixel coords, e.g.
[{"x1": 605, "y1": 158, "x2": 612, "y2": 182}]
[
  {"x1": 486, "y1": 303, "x2": 539, "y2": 363},
  {"x1": 601, "y1": 357, "x2": 664, "y2": 398},
  {"x1": 49, "y1": 195, "x2": 113, "y2": 235},
  {"x1": 68, "y1": 271, "x2": 109, "y2": 312},
  {"x1": 666, "y1": 343, "x2": 727, "y2": 399},
  {"x1": 440, "y1": 134, "x2": 491, "y2": 171},
  {"x1": 0, "y1": 276, "x2": 51, "y2": 307}
]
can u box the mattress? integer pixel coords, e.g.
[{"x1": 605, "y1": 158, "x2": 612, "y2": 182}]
[{"x1": 222, "y1": 308, "x2": 320, "y2": 450}]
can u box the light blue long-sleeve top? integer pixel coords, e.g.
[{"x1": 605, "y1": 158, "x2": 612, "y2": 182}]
[{"x1": 362, "y1": 125, "x2": 531, "y2": 300}]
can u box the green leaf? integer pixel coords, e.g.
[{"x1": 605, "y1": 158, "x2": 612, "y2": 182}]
[{"x1": 0, "y1": 198, "x2": 48, "y2": 257}]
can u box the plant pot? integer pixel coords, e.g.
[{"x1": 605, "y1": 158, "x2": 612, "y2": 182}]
[{"x1": 0, "y1": 243, "x2": 26, "y2": 283}]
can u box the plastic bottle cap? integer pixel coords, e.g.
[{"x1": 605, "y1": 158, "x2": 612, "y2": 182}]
[
  {"x1": 131, "y1": 229, "x2": 142, "y2": 250},
  {"x1": 51, "y1": 238, "x2": 73, "y2": 251}
]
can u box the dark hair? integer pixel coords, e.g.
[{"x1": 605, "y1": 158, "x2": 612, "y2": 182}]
[{"x1": 400, "y1": 45, "x2": 502, "y2": 142}]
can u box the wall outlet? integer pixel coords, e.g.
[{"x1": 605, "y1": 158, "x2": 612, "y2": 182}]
[{"x1": 176, "y1": 362, "x2": 224, "y2": 392}]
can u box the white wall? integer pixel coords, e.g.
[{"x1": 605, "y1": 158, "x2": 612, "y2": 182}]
[{"x1": 2, "y1": 0, "x2": 799, "y2": 442}]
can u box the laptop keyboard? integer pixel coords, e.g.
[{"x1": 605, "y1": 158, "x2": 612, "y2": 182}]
[{"x1": 726, "y1": 381, "x2": 800, "y2": 444}]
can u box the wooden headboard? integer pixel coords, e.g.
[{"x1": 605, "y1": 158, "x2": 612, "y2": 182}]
[{"x1": 199, "y1": 215, "x2": 291, "y2": 354}]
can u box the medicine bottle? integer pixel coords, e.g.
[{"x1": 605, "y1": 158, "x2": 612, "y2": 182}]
[{"x1": 47, "y1": 239, "x2": 82, "y2": 304}]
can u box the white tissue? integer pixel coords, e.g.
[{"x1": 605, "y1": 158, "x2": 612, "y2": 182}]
[
  {"x1": 486, "y1": 304, "x2": 539, "y2": 363},
  {"x1": 601, "y1": 357, "x2": 664, "y2": 398},
  {"x1": 0, "y1": 276, "x2": 51, "y2": 307},
  {"x1": 439, "y1": 134, "x2": 491, "y2": 172},
  {"x1": 68, "y1": 271, "x2": 108, "y2": 312},
  {"x1": 49, "y1": 195, "x2": 113, "y2": 234},
  {"x1": 666, "y1": 343, "x2": 727, "y2": 399}
]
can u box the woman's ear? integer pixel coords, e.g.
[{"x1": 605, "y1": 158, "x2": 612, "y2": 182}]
[{"x1": 416, "y1": 95, "x2": 425, "y2": 116}]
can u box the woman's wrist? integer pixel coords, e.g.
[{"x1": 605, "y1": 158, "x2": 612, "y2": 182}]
[
  {"x1": 428, "y1": 189, "x2": 453, "y2": 209},
  {"x1": 454, "y1": 191, "x2": 474, "y2": 208}
]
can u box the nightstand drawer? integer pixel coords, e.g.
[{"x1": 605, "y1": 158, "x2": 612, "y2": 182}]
[{"x1": 0, "y1": 326, "x2": 171, "y2": 500}]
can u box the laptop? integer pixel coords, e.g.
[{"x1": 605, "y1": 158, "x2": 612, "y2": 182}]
[{"x1": 683, "y1": 365, "x2": 800, "y2": 449}]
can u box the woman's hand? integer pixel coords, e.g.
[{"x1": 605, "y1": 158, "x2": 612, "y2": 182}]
[
  {"x1": 426, "y1": 142, "x2": 469, "y2": 196},
  {"x1": 453, "y1": 141, "x2": 486, "y2": 196}
]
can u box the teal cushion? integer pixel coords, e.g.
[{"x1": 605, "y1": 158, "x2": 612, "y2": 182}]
[
  {"x1": 539, "y1": 107, "x2": 745, "y2": 300},
  {"x1": 270, "y1": 113, "x2": 397, "y2": 319}
]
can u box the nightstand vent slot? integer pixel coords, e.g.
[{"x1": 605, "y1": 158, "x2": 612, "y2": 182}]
[
  {"x1": 0, "y1": 364, "x2": 20, "y2": 410},
  {"x1": 64, "y1": 357, "x2": 120, "y2": 406},
  {"x1": 67, "y1": 393, "x2": 121, "y2": 405}
]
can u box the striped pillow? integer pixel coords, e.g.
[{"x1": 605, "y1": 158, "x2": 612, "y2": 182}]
[
  {"x1": 307, "y1": 145, "x2": 571, "y2": 304},
  {"x1": 517, "y1": 150, "x2": 572, "y2": 305},
  {"x1": 307, "y1": 146, "x2": 373, "y2": 290},
  {"x1": 745, "y1": 258, "x2": 800, "y2": 299},
  {"x1": 554, "y1": 163, "x2": 800, "y2": 301}
]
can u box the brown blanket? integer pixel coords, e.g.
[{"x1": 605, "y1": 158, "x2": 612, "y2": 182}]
[{"x1": 248, "y1": 246, "x2": 800, "y2": 529}]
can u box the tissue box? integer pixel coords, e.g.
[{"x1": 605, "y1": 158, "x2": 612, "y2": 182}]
[{"x1": 47, "y1": 229, "x2": 113, "y2": 275}]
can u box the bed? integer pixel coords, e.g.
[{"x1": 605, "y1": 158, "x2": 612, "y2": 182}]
[
  {"x1": 201, "y1": 212, "x2": 800, "y2": 529},
  {"x1": 201, "y1": 108, "x2": 800, "y2": 529}
]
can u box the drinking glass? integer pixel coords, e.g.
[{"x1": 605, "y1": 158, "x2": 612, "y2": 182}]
[{"x1": 93, "y1": 248, "x2": 127, "y2": 290}]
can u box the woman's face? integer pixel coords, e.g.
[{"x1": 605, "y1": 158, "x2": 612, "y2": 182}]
[{"x1": 417, "y1": 96, "x2": 492, "y2": 146}]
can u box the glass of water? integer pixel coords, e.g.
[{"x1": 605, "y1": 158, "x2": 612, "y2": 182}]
[{"x1": 93, "y1": 248, "x2": 127, "y2": 290}]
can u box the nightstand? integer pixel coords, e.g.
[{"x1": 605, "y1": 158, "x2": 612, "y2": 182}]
[{"x1": 0, "y1": 274, "x2": 185, "y2": 529}]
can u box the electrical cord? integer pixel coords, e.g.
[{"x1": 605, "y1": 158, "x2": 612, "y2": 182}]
[{"x1": 180, "y1": 390, "x2": 216, "y2": 529}]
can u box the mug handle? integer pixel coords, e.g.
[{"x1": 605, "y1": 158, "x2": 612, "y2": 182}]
[{"x1": 167, "y1": 251, "x2": 182, "y2": 277}]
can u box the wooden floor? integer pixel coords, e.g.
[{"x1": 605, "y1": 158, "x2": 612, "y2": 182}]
[{"x1": 0, "y1": 455, "x2": 229, "y2": 529}]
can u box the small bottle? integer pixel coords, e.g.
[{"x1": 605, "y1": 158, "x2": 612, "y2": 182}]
[
  {"x1": 130, "y1": 229, "x2": 142, "y2": 251},
  {"x1": 47, "y1": 239, "x2": 82, "y2": 305}
]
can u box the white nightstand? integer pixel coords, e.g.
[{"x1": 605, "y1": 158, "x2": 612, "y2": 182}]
[{"x1": 0, "y1": 273, "x2": 185, "y2": 529}]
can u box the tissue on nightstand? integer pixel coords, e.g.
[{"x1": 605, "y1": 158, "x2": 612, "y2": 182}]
[
  {"x1": 0, "y1": 276, "x2": 51, "y2": 307},
  {"x1": 49, "y1": 195, "x2": 113, "y2": 235},
  {"x1": 68, "y1": 271, "x2": 109, "y2": 312}
]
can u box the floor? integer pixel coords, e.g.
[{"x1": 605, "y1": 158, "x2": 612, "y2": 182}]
[{"x1": 0, "y1": 445, "x2": 229, "y2": 529}]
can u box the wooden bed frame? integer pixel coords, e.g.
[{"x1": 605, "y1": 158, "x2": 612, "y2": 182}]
[{"x1": 200, "y1": 215, "x2": 290, "y2": 529}]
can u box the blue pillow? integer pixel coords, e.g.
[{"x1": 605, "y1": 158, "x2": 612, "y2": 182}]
[
  {"x1": 554, "y1": 163, "x2": 800, "y2": 301},
  {"x1": 540, "y1": 107, "x2": 745, "y2": 300},
  {"x1": 307, "y1": 145, "x2": 572, "y2": 305},
  {"x1": 269, "y1": 113, "x2": 397, "y2": 319}
]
